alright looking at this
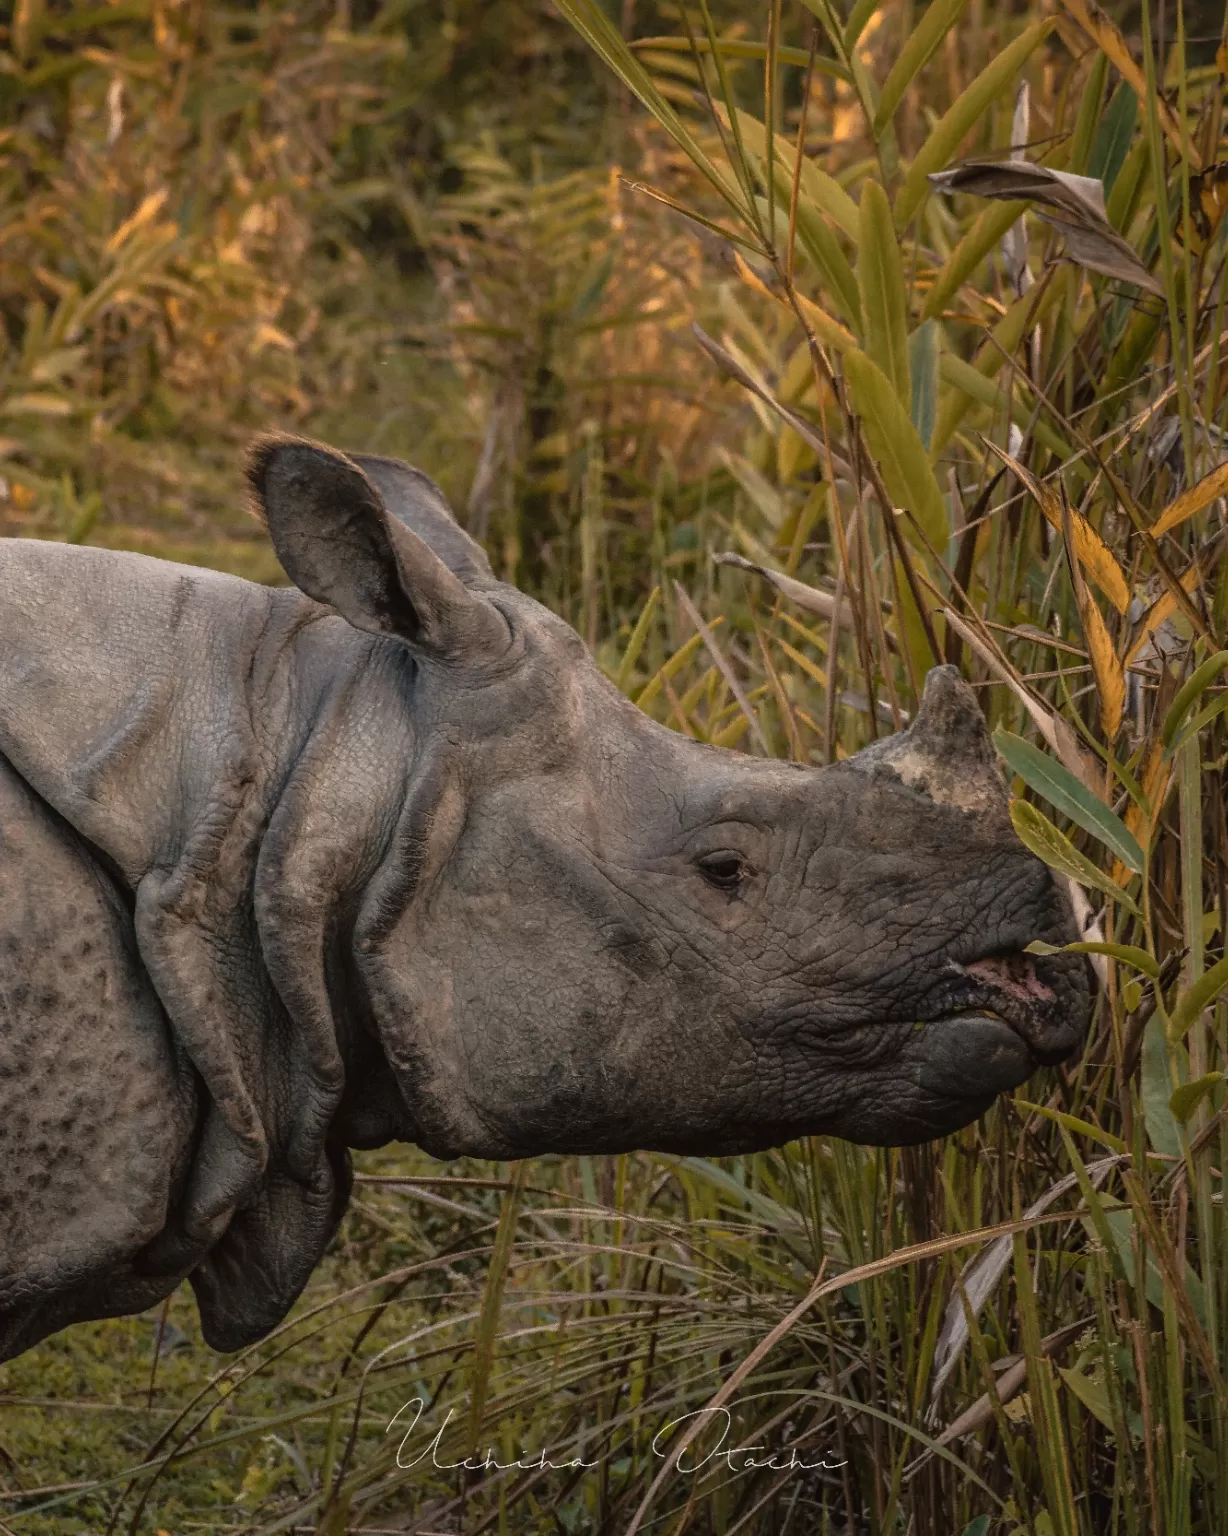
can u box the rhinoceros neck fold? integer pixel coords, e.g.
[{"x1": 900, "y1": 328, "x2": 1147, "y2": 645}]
[
  {"x1": 0, "y1": 539, "x2": 307, "y2": 882},
  {"x1": 0, "y1": 540, "x2": 373, "y2": 1348}
]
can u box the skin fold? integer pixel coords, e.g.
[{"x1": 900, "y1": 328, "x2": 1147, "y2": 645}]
[{"x1": 0, "y1": 437, "x2": 1092, "y2": 1359}]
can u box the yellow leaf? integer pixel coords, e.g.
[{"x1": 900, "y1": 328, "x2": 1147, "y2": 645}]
[
  {"x1": 1122, "y1": 739, "x2": 1169, "y2": 874},
  {"x1": 1062, "y1": 493, "x2": 1125, "y2": 740},
  {"x1": 105, "y1": 189, "x2": 170, "y2": 254},
  {"x1": 1083, "y1": 589, "x2": 1125, "y2": 740},
  {"x1": 1, "y1": 392, "x2": 72, "y2": 417},
  {"x1": 1123, "y1": 556, "x2": 1202, "y2": 667},
  {"x1": 983, "y1": 443, "x2": 1130, "y2": 613},
  {"x1": 250, "y1": 322, "x2": 295, "y2": 353},
  {"x1": 1150, "y1": 459, "x2": 1228, "y2": 538}
]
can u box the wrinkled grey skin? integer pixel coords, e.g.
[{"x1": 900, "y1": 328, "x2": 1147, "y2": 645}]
[{"x1": 0, "y1": 437, "x2": 1091, "y2": 1362}]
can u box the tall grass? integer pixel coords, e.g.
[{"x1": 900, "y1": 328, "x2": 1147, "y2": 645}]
[{"x1": 1, "y1": 1, "x2": 1227, "y2": 1533}]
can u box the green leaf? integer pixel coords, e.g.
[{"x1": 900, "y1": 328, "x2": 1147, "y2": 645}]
[
  {"x1": 1160, "y1": 649, "x2": 1228, "y2": 747},
  {"x1": 994, "y1": 729, "x2": 1145, "y2": 871},
  {"x1": 1009, "y1": 800, "x2": 1142, "y2": 917},
  {"x1": 938, "y1": 353, "x2": 1074, "y2": 461},
  {"x1": 467, "y1": 1162, "x2": 526, "y2": 1448},
  {"x1": 1088, "y1": 82, "x2": 1138, "y2": 192},
  {"x1": 1025, "y1": 939, "x2": 1159, "y2": 979},
  {"x1": 857, "y1": 181, "x2": 911, "y2": 409},
  {"x1": 1068, "y1": 50, "x2": 1108, "y2": 174},
  {"x1": 929, "y1": 276, "x2": 1063, "y2": 457},
  {"x1": 630, "y1": 35, "x2": 851, "y2": 81},
  {"x1": 1166, "y1": 953, "x2": 1228, "y2": 1043},
  {"x1": 617, "y1": 586, "x2": 660, "y2": 692},
  {"x1": 895, "y1": 18, "x2": 1055, "y2": 229},
  {"x1": 1017, "y1": 1098, "x2": 1127, "y2": 1154},
  {"x1": 726, "y1": 108, "x2": 860, "y2": 241},
  {"x1": 669, "y1": 1156, "x2": 807, "y2": 1236},
  {"x1": 790, "y1": 197, "x2": 861, "y2": 328},
  {"x1": 1140, "y1": 1016, "x2": 1181, "y2": 1157},
  {"x1": 1170, "y1": 1073, "x2": 1223, "y2": 1124},
  {"x1": 843, "y1": 348, "x2": 947, "y2": 549},
  {"x1": 874, "y1": 0, "x2": 972, "y2": 131},
  {"x1": 923, "y1": 199, "x2": 1028, "y2": 320},
  {"x1": 1168, "y1": 692, "x2": 1228, "y2": 755},
  {"x1": 959, "y1": 1519, "x2": 992, "y2": 1536},
  {"x1": 908, "y1": 319, "x2": 939, "y2": 450},
  {"x1": 1058, "y1": 1363, "x2": 1119, "y2": 1434}
]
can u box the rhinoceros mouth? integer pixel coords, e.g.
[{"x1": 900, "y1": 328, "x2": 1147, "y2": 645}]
[{"x1": 928, "y1": 947, "x2": 1088, "y2": 1070}]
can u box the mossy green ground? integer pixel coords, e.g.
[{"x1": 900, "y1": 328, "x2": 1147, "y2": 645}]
[{"x1": 0, "y1": 1143, "x2": 510, "y2": 1533}]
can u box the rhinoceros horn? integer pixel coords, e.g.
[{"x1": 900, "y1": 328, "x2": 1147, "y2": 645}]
[{"x1": 849, "y1": 665, "x2": 1010, "y2": 820}]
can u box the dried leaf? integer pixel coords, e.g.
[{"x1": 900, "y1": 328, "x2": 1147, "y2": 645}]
[
  {"x1": 712, "y1": 551, "x2": 855, "y2": 626},
  {"x1": 1150, "y1": 459, "x2": 1228, "y2": 538},
  {"x1": 928, "y1": 161, "x2": 1163, "y2": 294},
  {"x1": 930, "y1": 1159, "x2": 1119, "y2": 1398},
  {"x1": 930, "y1": 160, "x2": 1110, "y2": 222}
]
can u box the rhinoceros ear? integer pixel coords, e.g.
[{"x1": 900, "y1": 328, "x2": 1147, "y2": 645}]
[
  {"x1": 349, "y1": 453, "x2": 493, "y2": 585},
  {"x1": 247, "y1": 435, "x2": 510, "y2": 660}
]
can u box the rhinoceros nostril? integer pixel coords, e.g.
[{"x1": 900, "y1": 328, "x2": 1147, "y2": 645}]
[{"x1": 958, "y1": 953, "x2": 1056, "y2": 1004}]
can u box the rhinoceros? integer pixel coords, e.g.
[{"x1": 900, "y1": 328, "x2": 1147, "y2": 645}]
[{"x1": 0, "y1": 436, "x2": 1090, "y2": 1362}]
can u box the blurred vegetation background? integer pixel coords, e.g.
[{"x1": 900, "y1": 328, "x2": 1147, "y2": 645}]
[{"x1": 2, "y1": 0, "x2": 1228, "y2": 1533}]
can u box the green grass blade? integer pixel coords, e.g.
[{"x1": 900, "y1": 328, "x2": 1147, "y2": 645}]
[
  {"x1": 857, "y1": 180, "x2": 911, "y2": 409},
  {"x1": 874, "y1": 0, "x2": 972, "y2": 131},
  {"x1": 844, "y1": 347, "x2": 947, "y2": 548},
  {"x1": 895, "y1": 18, "x2": 1055, "y2": 229},
  {"x1": 994, "y1": 728, "x2": 1145, "y2": 870}
]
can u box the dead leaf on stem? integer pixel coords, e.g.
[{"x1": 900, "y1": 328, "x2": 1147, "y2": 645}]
[{"x1": 928, "y1": 162, "x2": 1163, "y2": 296}]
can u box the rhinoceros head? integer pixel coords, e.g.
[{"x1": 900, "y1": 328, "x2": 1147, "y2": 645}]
[{"x1": 250, "y1": 437, "x2": 1091, "y2": 1158}]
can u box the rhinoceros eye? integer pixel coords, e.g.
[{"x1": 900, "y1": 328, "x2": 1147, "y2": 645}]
[{"x1": 696, "y1": 851, "x2": 748, "y2": 891}]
